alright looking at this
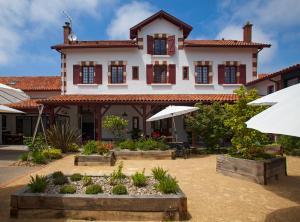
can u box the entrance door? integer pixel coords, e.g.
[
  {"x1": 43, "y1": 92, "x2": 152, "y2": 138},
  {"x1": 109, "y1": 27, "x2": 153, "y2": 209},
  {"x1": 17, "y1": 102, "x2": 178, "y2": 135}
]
[{"x1": 81, "y1": 112, "x2": 95, "y2": 141}]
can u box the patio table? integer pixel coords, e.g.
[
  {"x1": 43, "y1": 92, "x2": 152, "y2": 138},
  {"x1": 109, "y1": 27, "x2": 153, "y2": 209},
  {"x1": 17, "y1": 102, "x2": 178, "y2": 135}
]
[{"x1": 167, "y1": 141, "x2": 190, "y2": 159}]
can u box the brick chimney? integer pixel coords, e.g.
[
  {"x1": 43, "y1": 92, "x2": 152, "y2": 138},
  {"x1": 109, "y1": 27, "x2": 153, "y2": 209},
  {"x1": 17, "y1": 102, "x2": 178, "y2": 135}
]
[
  {"x1": 63, "y1": 22, "x2": 71, "y2": 44},
  {"x1": 243, "y1": 21, "x2": 252, "y2": 43}
]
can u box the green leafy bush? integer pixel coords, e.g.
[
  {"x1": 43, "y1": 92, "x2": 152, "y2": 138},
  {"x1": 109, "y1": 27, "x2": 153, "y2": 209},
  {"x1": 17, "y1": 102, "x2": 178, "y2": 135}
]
[
  {"x1": 19, "y1": 152, "x2": 29, "y2": 161},
  {"x1": 278, "y1": 135, "x2": 300, "y2": 155},
  {"x1": 60, "y1": 185, "x2": 76, "y2": 194},
  {"x1": 68, "y1": 143, "x2": 80, "y2": 152},
  {"x1": 152, "y1": 167, "x2": 168, "y2": 181},
  {"x1": 47, "y1": 123, "x2": 81, "y2": 153},
  {"x1": 52, "y1": 171, "x2": 64, "y2": 179},
  {"x1": 31, "y1": 151, "x2": 47, "y2": 164},
  {"x1": 112, "y1": 184, "x2": 128, "y2": 195},
  {"x1": 28, "y1": 175, "x2": 48, "y2": 193},
  {"x1": 103, "y1": 115, "x2": 128, "y2": 140},
  {"x1": 83, "y1": 140, "x2": 98, "y2": 155},
  {"x1": 82, "y1": 175, "x2": 93, "y2": 186},
  {"x1": 119, "y1": 139, "x2": 136, "y2": 150},
  {"x1": 24, "y1": 134, "x2": 47, "y2": 152},
  {"x1": 156, "y1": 176, "x2": 179, "y2": 194},
  {"x1": 110, "y1": 162, "x2": 126, "y2": 185},
  {"x1": 53, "y1": 173, "x2": 69, "y2": 185},
  {"x1": 85, "y1": 184, "x2": 103, "y2": 194},
  {"x1": 132, "y1": 169, "x2": 147, "y2": 187},
  {"x1": 70, "y1": 173, "x2": 82, "y2": 181},
  {"x1": 135, "y1": 138, "x2": 169, "y2": 151},
  {"x1": 42, "y1": 148, "x2": 62, "y2": 159}
]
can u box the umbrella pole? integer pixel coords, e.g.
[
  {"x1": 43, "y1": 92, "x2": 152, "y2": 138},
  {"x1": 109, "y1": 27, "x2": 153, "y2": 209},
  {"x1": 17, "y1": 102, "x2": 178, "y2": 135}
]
[{"x1": 172, "y1": 116, "x2": 178, "y2": 142}]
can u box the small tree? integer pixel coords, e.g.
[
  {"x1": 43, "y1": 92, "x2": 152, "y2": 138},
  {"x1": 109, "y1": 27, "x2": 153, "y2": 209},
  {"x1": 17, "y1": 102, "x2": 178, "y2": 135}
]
[
  {"x1": 186, "y1": 102, "x2": 231, "y2": 150},
  {"x1": 224, "y1": 86, "x2": 269, "y2": 158},
  {"x1": 103, "y1": 115, "x2": 128, "y2": 140}
]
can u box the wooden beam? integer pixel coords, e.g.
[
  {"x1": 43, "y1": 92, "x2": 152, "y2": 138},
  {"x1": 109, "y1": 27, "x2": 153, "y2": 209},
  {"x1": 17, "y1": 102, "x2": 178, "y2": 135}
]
[
  {"x1": 50, "y1": 106, "x2": 55, "y2": 126},
  {"x1": 131, "y1": 105, "x2": 143, "y2": 117},
  {"x1": 146, "y1": 105, "x2": 159, "y2": 117},
  {"x1": 142, "y1": 105, "x2": 147, "y2": 136},
  {"x1": 101, "y1": 105, "x2": 111, "y2": 116}
]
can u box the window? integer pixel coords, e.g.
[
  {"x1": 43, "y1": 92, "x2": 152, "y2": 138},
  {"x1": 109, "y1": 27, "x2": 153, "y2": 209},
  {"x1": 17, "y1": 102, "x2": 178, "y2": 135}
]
[
  {"x1": 183, "y1": 66, "x2": 189, "y2": 80},
  {"x1": 111, "y1": 65, "x2": 124, "y2": 84},
  {"x1": 224, "y1": 66, "x2": 237, "y2": 84},
  {"x1": 153, "y1": 65, "x2": 167, "y2": 83},
  {"x1": 154, "y1": 38, "x2": 167, "y2": 55},
  {"x1": 132, "y1": 66, "x2": 139, "y2": 80},
  {"x1": 195, "y1": 65, "x2": 209, "y2": 84},
  {"x1": 286, "y1": 77, "x2": 299, "y2": 87},
  {"x1": 82, "y1": 66, "x2": 94, "y2": 84},
  {"x1": 267, "y1": 85, "x2": 274, "y2": 94},
  {"x1": 2, "y1": 115, "x2": 6, "y2": 130}
]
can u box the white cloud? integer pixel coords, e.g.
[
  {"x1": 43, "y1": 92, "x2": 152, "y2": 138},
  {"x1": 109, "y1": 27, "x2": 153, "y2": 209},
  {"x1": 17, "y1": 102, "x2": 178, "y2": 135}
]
[
  {"x1": 0, "y1": 0, "x2": 115, "y2": 65},
  {"x1": 107, "y1": 1, "x2": 155, "y2": 39}
]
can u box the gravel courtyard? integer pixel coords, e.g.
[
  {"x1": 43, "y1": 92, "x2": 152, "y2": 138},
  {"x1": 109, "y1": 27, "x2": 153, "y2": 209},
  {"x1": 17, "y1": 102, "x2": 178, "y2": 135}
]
[{"x1": 0, "y1": 154, "x2": 300, "y2": 222}]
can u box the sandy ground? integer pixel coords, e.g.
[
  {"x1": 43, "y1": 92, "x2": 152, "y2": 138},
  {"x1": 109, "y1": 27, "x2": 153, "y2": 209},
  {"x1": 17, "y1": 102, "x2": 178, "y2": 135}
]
[{"x1": 0, "y1": 154, "x2": 300, "y2": 222}]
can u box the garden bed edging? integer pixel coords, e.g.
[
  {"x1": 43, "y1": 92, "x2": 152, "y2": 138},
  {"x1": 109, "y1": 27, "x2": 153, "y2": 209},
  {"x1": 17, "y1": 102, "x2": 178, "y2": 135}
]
[
  {"x1": 74, "y1": 152, "x2": 116, "y2": 166},
  {"x1": 114, "y1": 149, "x2": 176, "y2": 160}
]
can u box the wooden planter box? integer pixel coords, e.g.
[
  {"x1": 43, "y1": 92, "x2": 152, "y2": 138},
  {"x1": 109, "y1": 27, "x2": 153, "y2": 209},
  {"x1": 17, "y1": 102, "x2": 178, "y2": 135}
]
[
  {"x1": 10, "y1": 187, "x2": 188, "y2": 221},
  {"x1": 114, "y1": 150, "x2": 176, "y2": 160},
  {"x1": 216, "y1": 155, "x2": 287, "y2": 185},
  {"x1": 74, "y1": 152, "x2": 116, "y2": 166}
]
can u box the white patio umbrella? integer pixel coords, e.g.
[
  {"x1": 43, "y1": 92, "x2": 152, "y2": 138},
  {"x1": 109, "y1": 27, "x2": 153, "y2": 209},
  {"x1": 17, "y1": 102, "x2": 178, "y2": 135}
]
[
  {"x1": 246, "y1": 97, "x2": 300, "y2": 137},
  {"x1": 0, "y1": 83, "x2": 29, "y2": 105},
  {"x1": 147, "y1": 105, "x2": 199, "y2": 141},
  {"x1": 0, "y1": 105, "x2": 25, "y2": 114},
  {"x1": 248, "y1": 83, "x2": 300, "y2": 106}
]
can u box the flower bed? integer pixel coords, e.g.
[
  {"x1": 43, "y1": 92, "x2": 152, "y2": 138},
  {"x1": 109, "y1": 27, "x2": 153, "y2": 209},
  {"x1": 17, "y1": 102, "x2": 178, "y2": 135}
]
[
  {"x1": 216, "y1": 155, "x2": 287, "y2": 185},
  {"x1": 10, "y1": 165, "x2": 188, "y2": 221}
]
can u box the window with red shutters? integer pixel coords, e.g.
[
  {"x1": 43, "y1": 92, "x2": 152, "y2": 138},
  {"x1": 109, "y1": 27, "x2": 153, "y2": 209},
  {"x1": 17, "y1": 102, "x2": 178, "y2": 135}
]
[
  {"x1": 147, "y1": 35, "x2": 153, "y2": 55},
  {"x1": 132, "y1": 66, "x2": 139, "y2": 80},
  {"x1": 183, "y1": 66, "x2": 189, "y2": 80},
  {"x1": 168, "y1": 64, "x2": 176, "y2": 84},
  {"x1": 167, "y1": 35, "x2": 175, "y2": 56},
  {"x1": 146, "y1": 64, "x2": 153, "y2": 84},
  {"x1": 94, "y1": 64, "x2": 102, "y2": 84},
  {"x1": 73, "y1": 65, "x2": 81, "y2": 84},
  {"x1": 218, "y1": 65, "x2": 225, "y2": 84},
  {"x1": 239, "y1": 64, "x2": 246, "y2": 84}
]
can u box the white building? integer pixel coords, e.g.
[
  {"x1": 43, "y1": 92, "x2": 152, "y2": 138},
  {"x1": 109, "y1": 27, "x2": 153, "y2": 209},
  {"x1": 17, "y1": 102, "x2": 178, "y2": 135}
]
[{"x1": 1, "y1": 10, "x2": 271, "y2": 144}]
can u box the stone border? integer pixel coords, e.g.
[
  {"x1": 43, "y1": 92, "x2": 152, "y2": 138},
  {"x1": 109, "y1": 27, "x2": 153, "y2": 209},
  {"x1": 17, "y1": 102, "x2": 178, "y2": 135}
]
[
  {"x1": 74, "y1": 152, "x2": 116, "y2": 166},
  {"x1": 216, "y1": 155, "x2": 287, "y2": 185},
  {"x1": 114, "y1": 150, "x2": 176, "y2": 160},
  {"x1": 10, "y1": 183, "x2": 188, "y2": 221}
]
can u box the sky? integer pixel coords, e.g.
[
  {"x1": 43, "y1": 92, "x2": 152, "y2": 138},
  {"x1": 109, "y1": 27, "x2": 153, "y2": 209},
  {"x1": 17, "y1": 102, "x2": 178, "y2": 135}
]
[{"x1": 0, "y1": 0, "x2": 299, "y2": 76}]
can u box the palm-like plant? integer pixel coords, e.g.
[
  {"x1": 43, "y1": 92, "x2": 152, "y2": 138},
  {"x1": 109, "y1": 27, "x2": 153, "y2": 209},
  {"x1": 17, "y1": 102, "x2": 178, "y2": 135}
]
[{"x1": 47, "y1": 123, "x2": 81, "y2": 153}]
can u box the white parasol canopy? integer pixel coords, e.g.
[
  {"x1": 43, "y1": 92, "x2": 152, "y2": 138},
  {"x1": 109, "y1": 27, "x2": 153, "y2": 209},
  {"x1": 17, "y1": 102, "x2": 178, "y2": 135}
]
[
  {"x1": 0, "y1": 83, "x2": 29, "y2": 105},
  {"x1": 246, "y1": 97, "x2": 300, "y2": 137},
  {"x1": 147, "y1": 105, "x2": 199, "y2": 122},
  {"x1": 248, "y1": 83, "x2": 300, "y2": 106},
  {"x1": 0, "y1": 104, "x2": 24, "y2": 114}
]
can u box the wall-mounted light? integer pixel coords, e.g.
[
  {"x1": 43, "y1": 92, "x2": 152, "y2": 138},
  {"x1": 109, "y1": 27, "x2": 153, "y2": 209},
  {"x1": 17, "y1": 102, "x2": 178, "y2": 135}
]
[{"x1": 122, "y1": 112, "x2": 128, "y2": 117}]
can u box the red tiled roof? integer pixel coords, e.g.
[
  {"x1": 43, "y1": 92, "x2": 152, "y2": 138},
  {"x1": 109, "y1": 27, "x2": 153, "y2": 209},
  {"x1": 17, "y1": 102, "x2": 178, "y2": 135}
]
[
  {"x1": 0, "y1": 76, "x2": 61, "y2": 91},
  {"x1": 39, "y1": 94, "x2": 238, "y2": 105},
  {"x1": 184, "y1": 40, "x2": 271, "y2": 49},
  {"x1": 130, "y1": 10, "x2": 193, "y2": 39},
  {"x1": 246, "y1": 63, "x2": 300, "y2": 86},
  {"x1": 258, "y1": 73, "x2": 269, "y2": 79},
  {"x1": 51, "y1": 40, "x2": 137, "y2": 50},
  {"x1": 7, "y1": 99, "x2": 39, "y2": 110}
]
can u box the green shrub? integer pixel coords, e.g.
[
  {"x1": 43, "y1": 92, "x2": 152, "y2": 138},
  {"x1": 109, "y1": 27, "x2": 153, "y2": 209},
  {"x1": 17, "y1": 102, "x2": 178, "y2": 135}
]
[
  {"x1": 32, "y1": 151, "x2": 47, "y2": 164},
  {"x1": 24, "y1": 134, "x2": 47, "y2": 152},
  {"x1": 82, "y1": 175, "x2": 93, "y2": 186},
  {"x1": 53, "y1": 174, "x2": 69, "y2": 185},
  {"x1": 96, "y1": 142, "x2": 113, "y2": 155},
  {"x1": 110, "y1": 162, "x2": 126, "y2": 185},
  {"x1": 83, "y1": 140, "x2": 98, "y2": 155},
  {"x1": 19, "y1": 152, "x2": 29, "y2": 161},
  {"x1": 85, "y1": 184, "x2": 103, "y2": 194},
  {"x1": 60, "y1": 185, "x2": 76, "y2": 194},
  {"x1": 28, "y1": 175, "x2": 48, "y2": 193},
  {"x1": 112, "y1": 184, "x2": 128, "y2": 195},
  {"x1": 119, "y1": 140, "x2": 136, "y2": 151},
  {"x1": 132, "y1": 169, "x2": 147, "y2": 187},
  {"x1": 135, "y1": 138, "x2": 169, "y2": 151},
  {"x1": 278, "y1": 135, "x2": 300, "y2": 155},
  {"x1": 42, "y1": 148, "x2": 62, "y2": 159},
  {"x1": 52, "y1": 171, "x2": 64, "y2": 179},
  {"x1": 47, "y1": 123, "x2": 81, "y2": 153},
  {"x1": 68, "y1": 143, "x2": 80, "y2": 152},
  {"x1": 103, "y1": 115, "x2": 128, "y2": 140},
  {"x1": 152, "y1": 167, "x2": 168, "y2": 181},
  {"x1": 156, "y1": 176, "x2": 179, "y2": 194},
  {"x1": 70, "y1": 173, "x2": 82, "y2": 181}
]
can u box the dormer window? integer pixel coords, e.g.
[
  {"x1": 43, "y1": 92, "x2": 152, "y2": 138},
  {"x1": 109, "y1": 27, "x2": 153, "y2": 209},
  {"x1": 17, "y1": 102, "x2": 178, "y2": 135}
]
[{"x1": 154, "y1": 38, "x2": 167, "y2": 55}]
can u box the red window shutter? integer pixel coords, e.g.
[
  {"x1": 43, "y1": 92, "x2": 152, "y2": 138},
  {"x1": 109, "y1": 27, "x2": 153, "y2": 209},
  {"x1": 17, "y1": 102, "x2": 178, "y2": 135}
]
[
  {"x1": 147, "y1": 35, "x2": 153, "y2": 55},
  {"x1": 73, "y1": 65, "x2": 81, "y2": 84},
  {"x1": 218, "y1": 65, "x2": 225, "y2": 84},
  {"x1": 123, "y1": 65, "x2": 126, "y2": 83},
  {"x1": 168, "y1": 64, "x2": 176, "y2": 84},
  {"x1": 167, "y1": 35, "x2": 175, "y2": 56},
  {"x1": 239, "y1": 64, "x2": 246, "y2": 84},
  {"x1": 94, "y1": 65, "x2": 102, "y2": 84},
  {"x1": 146, "y1": 64, "x2": 153, "y2": 84}
]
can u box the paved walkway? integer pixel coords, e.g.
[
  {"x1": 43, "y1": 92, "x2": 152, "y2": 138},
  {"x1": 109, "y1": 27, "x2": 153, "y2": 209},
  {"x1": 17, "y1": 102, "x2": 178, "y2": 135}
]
[
  {"x1": 0, "y1": 146, "x2": 42, "y2": 186},
  {"x1": 0, "y1": 154, "x2": 300, "y2": 222}
]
